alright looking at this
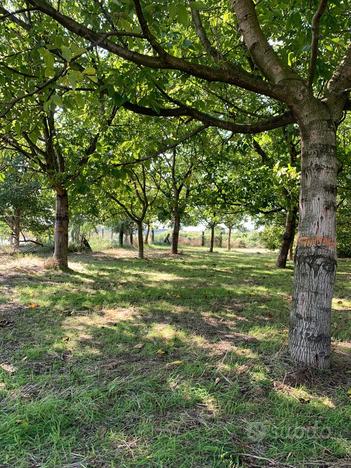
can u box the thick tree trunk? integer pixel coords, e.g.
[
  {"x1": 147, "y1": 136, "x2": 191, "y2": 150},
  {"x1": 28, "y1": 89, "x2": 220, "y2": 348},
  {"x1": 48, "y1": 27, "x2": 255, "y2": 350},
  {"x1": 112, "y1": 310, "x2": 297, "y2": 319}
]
[
  {"x1": 12, "y1": 208, "x2": 21, "y2": 251},
  {"x1": 137, "y1": 221, "x2": 144, "y2": 259},
  {"x1": 201, "y1": 231, "x2": 205, "y2": 247},
  {"x1": 276, "y1": 207, "x2": 298, "y2": 268},
  {"x1": 53, "y1": 187, "x2": 69, "y2": 269},
  {"x1": 172, "y1": 211, "x2": 181, "y2": 254},
  {"x1": 289, "y1": 116, "x2": 337, "y2": 369},
  {"x1": 119, "y1": 226, "x2": 124, "y2": 247},
  {"x1": 145, "y1": 222, "x2": 150, "y2": 244},
  {"x1": 209, "y1": 225, "x2": 215, "y2": 253},
  {"x1": 227, "y1": 226, "x2": 232, "y2": 251}
]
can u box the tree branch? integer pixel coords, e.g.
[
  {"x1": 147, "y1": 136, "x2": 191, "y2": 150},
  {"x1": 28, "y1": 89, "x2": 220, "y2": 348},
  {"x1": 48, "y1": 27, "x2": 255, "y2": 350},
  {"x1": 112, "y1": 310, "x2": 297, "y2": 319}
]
[
  {"x1": 0, "y1": 66, "x2": 67, "y2": 118},
  {"x1": 308, "y1": 0, "x2": 328, "y2": 88},
  {"x1": 133, "y1": 0, "x2": 167, "y2": 56},
  {"x1": 231, "y1": 0, "x2": 297, "y2": 86},
  {"x1": 27, "y1": 0, "x2": 280, "y2": 99},
  {"x1": 0, "y1": 6, "x2": 32, "y2": 30},
  {"x1": 113, "y1": 124, "x2": 207, "y2": 167},
  {"x1": 190, "y1": 3, "x2": 227, "y2": 65},
  {"x1": 153, "y1": 86, "x2": 295, "y2": 133},
  {"x1": 252, "y1": 138, "x2": 272, "y2": 166},
  {"x1": 327, "y1": 44, "x2": 351, "y2": 98}
]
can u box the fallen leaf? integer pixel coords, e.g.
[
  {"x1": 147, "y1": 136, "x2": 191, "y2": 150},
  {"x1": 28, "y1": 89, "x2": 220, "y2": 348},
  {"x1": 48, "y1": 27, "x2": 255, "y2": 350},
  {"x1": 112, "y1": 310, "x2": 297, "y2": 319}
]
[
  {"x1": 0, "y1": 363, "x2": 17, "y2": 374},
  {"x1": 133, "y1": 343, "x2": 144, "y2": 350},
  {"x1": 166, "y1": 360, "x2": 183, "y2": 367}
]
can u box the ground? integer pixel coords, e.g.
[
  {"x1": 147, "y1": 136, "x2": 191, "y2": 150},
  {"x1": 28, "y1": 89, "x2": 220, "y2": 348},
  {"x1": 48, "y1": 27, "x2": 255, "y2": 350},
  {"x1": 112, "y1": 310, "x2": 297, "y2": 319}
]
[{"x1": 0, "y1": 247, "x2": 350, "y2": 467}]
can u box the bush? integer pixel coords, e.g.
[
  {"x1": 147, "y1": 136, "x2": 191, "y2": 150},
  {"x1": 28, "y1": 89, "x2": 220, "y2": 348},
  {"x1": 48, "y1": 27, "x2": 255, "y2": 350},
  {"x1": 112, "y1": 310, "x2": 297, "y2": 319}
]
[{"x1": 260, "y1": 225, "x2": 284, "y2": 250}]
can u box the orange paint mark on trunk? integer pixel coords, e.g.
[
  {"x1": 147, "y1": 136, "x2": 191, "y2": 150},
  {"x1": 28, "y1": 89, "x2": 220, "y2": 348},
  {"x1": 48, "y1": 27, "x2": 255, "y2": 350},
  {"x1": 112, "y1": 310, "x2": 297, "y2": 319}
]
[{"x1": 297, "y1": 236, "x2": 336, "y2": 249}]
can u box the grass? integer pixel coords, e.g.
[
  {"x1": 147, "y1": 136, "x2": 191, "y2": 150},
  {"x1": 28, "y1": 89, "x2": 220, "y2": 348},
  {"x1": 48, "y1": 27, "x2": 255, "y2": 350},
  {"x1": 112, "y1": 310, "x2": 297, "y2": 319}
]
[{"x1": 0, "y1": 246, "x2": 350, "y2": 467}]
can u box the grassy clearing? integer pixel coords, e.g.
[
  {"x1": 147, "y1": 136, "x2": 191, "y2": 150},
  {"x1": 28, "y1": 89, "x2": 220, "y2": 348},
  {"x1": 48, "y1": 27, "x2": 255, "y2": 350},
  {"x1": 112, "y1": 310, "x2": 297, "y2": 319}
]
[{"x1": 0, "y1": 247, "x2": 350, "y2": 467}]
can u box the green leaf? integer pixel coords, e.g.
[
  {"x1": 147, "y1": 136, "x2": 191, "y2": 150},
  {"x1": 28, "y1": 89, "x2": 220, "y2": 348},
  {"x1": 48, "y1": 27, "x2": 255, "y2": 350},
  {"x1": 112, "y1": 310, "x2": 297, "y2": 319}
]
[
  {"x1": 112, "y1": 92, "x2": 127, "y2": 106},
  {"x1": 61, "y1": 45, "x2": 73, "y2": 62},
  {"x1": 83, "y1": 66, "x2": 96, "y2": 76},
  {"x1": 66, "y1": 69, "x2": 83, "y2": 88},
  {"x1": 88, "y1": 75, "x2": 99, "y2": 83},
  {"x1": 39, "y1": 48, "x2": 55, "y2": 76},
  {"x1": 169, "y1": 4, "x2": 189, "y2": 26}
]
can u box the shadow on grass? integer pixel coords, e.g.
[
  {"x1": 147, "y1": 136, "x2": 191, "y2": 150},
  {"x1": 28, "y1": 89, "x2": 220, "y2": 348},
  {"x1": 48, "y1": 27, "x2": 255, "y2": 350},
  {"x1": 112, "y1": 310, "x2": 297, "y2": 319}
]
[{"x1": 0, "y1": 248, "x2": 350, "y2": 467}]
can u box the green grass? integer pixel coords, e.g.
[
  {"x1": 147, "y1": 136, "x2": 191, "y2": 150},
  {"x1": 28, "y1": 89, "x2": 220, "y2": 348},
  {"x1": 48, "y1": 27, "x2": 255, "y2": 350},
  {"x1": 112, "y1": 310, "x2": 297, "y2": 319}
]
[{"x1": 0, "y1": 247, "x2": 350, "y2": 467}]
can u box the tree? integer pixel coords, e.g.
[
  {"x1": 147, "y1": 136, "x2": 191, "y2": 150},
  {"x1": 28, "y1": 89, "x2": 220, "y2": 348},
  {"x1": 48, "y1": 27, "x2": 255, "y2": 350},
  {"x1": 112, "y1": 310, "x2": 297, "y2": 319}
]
[
  {"x1": 152, "y1": 128, "x2": 201, "y2": 254},
  {"x1": 0, "y1": 153, "x2": 53, "y2": 249},
  {"x1": 8, "y1": 0, "x2": 351, "y2": 367},
  {"x1": 223, "y1": 210, "x2": 245, "y2": 251},
  {"x1": 249, "y1": 129, "x2": 300, "y2": 268}
]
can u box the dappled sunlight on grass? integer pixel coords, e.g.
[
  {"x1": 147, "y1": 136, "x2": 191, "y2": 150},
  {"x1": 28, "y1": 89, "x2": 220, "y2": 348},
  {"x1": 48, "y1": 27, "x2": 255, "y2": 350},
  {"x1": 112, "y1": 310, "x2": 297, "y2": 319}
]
[{"x1": 0, "y1": 247, "x2": 350, "y2": 466}]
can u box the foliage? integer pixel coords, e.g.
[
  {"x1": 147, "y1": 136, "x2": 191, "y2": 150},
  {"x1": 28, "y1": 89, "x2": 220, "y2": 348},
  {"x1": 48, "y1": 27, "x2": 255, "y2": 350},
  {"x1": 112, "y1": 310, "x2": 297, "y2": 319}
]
[
  {"x1": 0, "y1": 154, "x2": 54, "y2": 240},
  {"x1": 337, "y1": 202, "x2": 351, "y2": 258},
  {"x1": 260, "y1": 224, "x2": 285, "y2": 251}
]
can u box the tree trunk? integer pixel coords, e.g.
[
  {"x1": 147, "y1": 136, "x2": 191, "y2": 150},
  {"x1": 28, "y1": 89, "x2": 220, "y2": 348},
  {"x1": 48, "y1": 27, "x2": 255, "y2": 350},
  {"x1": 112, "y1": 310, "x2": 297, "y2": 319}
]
[
  {"x1": 151, "y1": 228, "x2": 155, "y2": 244},
  {"x1": 12, "y1": 208, "x2": 21, "y2": 251},
  {"x1": 276, "y1": 206, "x2": 298, "y2": 268},
  {"x1": 219, "y1": 231, "x2": 223, "y2": 248},
  {"x1": 119, "y1": 225, "x2": 124, "y2": 247},
  {"x1": 137, "y1": 221, "x2": 144, "y2": 259},
  {"x1": 53, "y1": 187, "x2": 69, "y2": 269},
  {"x1": 71, "y1": 224, "x2": 80, "y2": 244},
  {"x1": 129, "y1": 229, "x2": 133, "y2": 245},
  {"x1": 209, "y1": 225, "x2": 215, "y2": 253},
  {"x1": 172, "y1": 211, "x2": 181, "y2": 254},
  {"x1": 227, "y1": 226, "x2": 232, "y2": 251},
  {"x1": 289, "y1": 116, "x2": 337, "y2": 369},
  {"x1": 201, "y1": 231, "x2": 205, "y2": 247},
  {"x1": 145, "y1": 222, "x2": 150, "y2": 244}
]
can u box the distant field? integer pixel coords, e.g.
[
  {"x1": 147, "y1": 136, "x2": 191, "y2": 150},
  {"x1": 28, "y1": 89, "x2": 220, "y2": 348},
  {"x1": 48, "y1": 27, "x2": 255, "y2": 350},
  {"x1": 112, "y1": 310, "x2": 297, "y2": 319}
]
[{"x1": 0, "y1": 247, "x2": 350, "y2": 467}]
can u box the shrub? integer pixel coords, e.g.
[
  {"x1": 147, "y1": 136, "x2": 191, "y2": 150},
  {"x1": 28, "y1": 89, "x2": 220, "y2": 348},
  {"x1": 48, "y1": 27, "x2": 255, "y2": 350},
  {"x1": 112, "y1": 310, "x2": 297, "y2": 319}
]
[{"x1": 260, "y1": 225, "x2": 284, "y2": 250}]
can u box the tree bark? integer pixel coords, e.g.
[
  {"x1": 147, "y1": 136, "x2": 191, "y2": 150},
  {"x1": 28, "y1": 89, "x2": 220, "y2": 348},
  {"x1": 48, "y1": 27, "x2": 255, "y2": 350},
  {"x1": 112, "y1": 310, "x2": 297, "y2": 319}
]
[
  {"x1": 201, "y1": 231, "x2": 205, "y2": 247},
  {"x1": 209, "y1": 225, "x2": 215, "y2": 253},
  {"x1": 227, "y1": 226, "x2": 232, "y2": 251},
  {"x1": 145, "y1": 222, "x2": 150, "y2": 244},
  {"x1": 172, "y1": 211, "x2": 181, "y2": 254},
  {"x1": 53, "y1": 187, "x2": 69, "y2": 269},
  {"x1": 129, "y1": 229, "x2": 134, "y2": 245},
  {"x1": 137, "y1": 221, "x2": 144, "y2": 259},
  {"x1": 289, "y1": 115, "x2": 337, "y2": 369},
  {"x1": 151, "y1": 228, "x2": 155, "y2": 244},
  {"x1": 119, "y1": 225, "x2": 124, "y2": 247},
  {"x1": 276, "y1": 207, "x2": 298, "y2": 268}
]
